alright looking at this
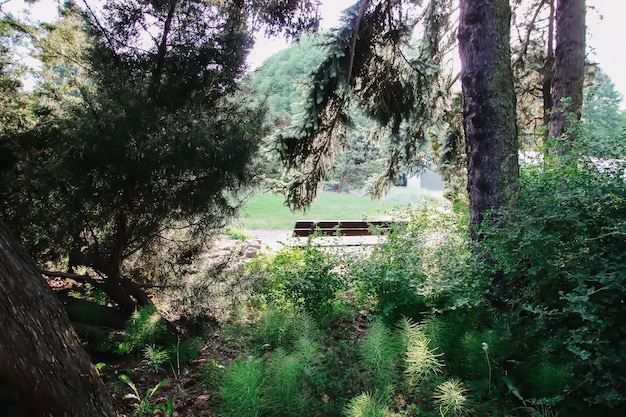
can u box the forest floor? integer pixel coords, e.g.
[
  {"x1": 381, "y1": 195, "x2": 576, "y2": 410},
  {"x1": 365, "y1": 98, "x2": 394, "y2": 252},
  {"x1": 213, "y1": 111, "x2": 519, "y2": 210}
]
[
  {"x1": 100, "y1": 327, "x2": 235, "y2": 417},
  {"x1": 97, "y1": 230, "x2": 294, "y2": 417}
]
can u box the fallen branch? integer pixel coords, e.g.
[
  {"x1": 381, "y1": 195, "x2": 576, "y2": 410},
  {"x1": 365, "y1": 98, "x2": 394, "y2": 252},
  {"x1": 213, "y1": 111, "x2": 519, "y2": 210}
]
[{"x1": 39, "y1": 269, "x2": 105, "y2": 288}]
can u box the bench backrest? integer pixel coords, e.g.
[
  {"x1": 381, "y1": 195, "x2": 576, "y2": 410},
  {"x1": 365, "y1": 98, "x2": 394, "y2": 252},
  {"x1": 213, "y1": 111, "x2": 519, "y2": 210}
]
[{"x1": 292, "y1": 220, "x2": 397, "y2": 237}]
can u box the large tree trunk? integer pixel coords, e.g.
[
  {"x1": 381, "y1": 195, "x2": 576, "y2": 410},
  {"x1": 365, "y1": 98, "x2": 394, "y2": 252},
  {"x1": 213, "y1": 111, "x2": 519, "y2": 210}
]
[
  {"x1": 548, "y1": 0, "x2": 586, "y2": 142},
  {"x1": 458, "y1": 0, "x2": 520, "y2": 241},
  {"x1": 0, "y1": 221, "x2": 116, "y2": 417}
]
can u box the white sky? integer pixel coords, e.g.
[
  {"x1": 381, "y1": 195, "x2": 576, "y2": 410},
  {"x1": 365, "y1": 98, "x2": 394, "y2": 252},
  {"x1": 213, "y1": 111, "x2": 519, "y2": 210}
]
[
  {"x1": 586, "y1": 0, "x2": 626, "y2": 105},
  {"x1": 250, "y1": 0, "x2": 626, "y2": 110},
  {"x1": 3, "y1": 0, "x2": 625, "y2": 105}
]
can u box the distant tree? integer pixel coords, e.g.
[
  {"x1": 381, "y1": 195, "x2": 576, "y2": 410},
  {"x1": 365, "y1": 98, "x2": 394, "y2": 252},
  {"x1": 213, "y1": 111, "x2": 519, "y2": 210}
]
[
  {"x1": 332, "y1": 113, "x2": 386, "y2": 191},
  {"x1": 581, "y1": 68, "x2": 626, "y2": 157},
  {"x1": 248, "y1": 34, "x2": 388, "y2": 192},
  {"x1": 510, "y1": 0, "x2": 556, "y2": 143},
  {"x1": 548, "y1": 0, "x2": 586, "y2": 142},
  {"x1": 0, "y1": 220, "x2": 116, "y2": 416},
  {"x1": 0, "y1": 14, "x2": 36, "y2": 215},
  {"x1": 248, "y1": 34, "x2": 327, "y2": 125}
]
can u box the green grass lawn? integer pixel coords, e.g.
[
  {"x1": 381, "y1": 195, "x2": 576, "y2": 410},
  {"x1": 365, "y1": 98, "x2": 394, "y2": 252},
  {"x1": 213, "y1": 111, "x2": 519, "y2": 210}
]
[{"x1": 236, "y1": 187, "x2": 442, "y2": 230}]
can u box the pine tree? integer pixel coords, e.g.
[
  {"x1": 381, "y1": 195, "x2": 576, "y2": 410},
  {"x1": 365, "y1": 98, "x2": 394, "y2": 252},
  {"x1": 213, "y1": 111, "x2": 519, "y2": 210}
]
[{"x1": 1, "y1": 0, "x2": 319, "y2": 313}]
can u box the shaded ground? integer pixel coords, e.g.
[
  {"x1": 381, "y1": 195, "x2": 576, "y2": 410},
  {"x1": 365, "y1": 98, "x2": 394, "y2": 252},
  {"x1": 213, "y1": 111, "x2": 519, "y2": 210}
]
[
  {"x1": 101, "y1": 327, "x2": 235, "y2": 417},
  {"x1": 94, "y1": 231, "x2": 292, "y2": 416},
  {"x1": 63, "y1": 229, "x2": 373, "y2": 416}
]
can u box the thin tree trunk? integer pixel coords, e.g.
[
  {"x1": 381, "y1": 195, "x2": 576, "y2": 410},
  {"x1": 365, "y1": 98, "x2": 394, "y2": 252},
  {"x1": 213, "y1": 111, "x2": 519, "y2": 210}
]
[
  {"x1": 458, "y1": 0, "x2": 519, "y2": 241},
  {"x1": 0, "y1": 220, "x2": 116, "y2": 416},
  {"x1": 104, "y1": 212, "x2": 152, "y2": 314},
  {"x1": 543, "y1": 0, "x2": 555, "y2": 133},
  {"x1": 152, "y1": 0, "x2": 178, "y2": 89},
  {"x1": 548, "y1": 0, "x2": 586, "y2": 142}
]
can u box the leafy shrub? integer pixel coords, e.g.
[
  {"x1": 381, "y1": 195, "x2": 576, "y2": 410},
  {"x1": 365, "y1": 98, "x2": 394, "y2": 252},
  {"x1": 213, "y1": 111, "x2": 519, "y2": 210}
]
[
  {"x1": 480, "y1": 144, "x2": 626, "y2": 411},
  {"x1": 353, "y1": 205, "x2": 474, "y2": 324},
  {"x1": 257, "y1": 246, "x2": 349, "y2": 322}
]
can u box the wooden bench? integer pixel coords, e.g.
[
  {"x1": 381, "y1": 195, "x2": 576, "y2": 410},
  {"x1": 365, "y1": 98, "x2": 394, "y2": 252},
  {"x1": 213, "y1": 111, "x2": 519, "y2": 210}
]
[{"x1": 288, "y1": 220, "x2": 403, "y2": 246}]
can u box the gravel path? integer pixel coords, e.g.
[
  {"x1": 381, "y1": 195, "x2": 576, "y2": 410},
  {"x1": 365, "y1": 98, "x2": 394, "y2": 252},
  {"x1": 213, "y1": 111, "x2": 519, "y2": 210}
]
[{"x1": 247, "y1": 229, "x2": 293, "y2": 251}]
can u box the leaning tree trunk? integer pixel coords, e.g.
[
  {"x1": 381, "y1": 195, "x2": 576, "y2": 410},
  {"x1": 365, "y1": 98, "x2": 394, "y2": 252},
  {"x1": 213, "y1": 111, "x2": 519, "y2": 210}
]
[
  {"x1": 458, "y1": 0, "x2": 520, "y2": 241},
  {"x1": 548, "y1": 0, "x2": 586, "y2": 142},
  {"x1": 0, "y1": 220, "x2": 116, "y2": 417}
]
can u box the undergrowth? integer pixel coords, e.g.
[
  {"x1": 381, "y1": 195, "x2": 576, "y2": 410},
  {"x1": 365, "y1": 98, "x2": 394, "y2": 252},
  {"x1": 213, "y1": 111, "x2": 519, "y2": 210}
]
[{"x1": 99, "y1": 139, "x2": 625, "y2": 417}]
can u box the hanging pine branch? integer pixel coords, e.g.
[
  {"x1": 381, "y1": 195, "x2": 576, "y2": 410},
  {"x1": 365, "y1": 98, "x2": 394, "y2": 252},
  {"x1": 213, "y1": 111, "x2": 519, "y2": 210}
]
[{"x1": 275, "y1": 0, "x2": 459, "y2": 209}]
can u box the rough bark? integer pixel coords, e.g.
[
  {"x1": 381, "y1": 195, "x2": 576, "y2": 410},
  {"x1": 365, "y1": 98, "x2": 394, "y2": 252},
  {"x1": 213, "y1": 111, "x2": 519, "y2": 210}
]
[
  {"x1": 0, "y1": 220, "x2": 116, "y2": 417},
  {"x1": 548, "y1": 0, "x2": 586, "y2": 141},
  {"x1": 101, "y1": 213, "x2": 152, "y2": 315},
  {"x1": 458, "y1": 0, "x2": 520, "y2": 240}
]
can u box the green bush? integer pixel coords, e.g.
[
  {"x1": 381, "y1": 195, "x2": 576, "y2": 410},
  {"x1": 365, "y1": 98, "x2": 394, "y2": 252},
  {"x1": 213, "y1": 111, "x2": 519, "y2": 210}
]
[
  {"x1": 257, "y1": 246, "x2": 349, "y2": 323},
  {"x1": 242, "y1": 306, "x2": 319, "y2": 352},
  {"x1": 219, "y1": 310, "x2": 324, "y2": 417},
  {"x1": 480, "y1": 143, "x2": 626, "y2": 411},
  {"x1": 353, "y1": 205, "x2": 474, "y2": 324}
]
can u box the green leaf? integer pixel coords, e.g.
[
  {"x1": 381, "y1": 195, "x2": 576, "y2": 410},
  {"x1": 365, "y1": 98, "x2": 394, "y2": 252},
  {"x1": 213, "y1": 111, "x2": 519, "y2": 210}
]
[
  {"x1": 502, "y1": 376, "x2": 524, "y2": 402},
  {"x1": 118, "y1": 374, "x2": 140, "y2": 399}
]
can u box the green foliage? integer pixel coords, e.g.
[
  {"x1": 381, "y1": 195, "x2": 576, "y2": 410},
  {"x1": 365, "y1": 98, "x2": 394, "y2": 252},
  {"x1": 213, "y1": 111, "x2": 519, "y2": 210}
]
[
  {"x1": 353, "y1": 205, "x2": 474, "y2": 324},
  {"x1": 432, "y1": 379, "x2": 471, "y2": 417},
  {"x1": 480, "y1": 141, "x2": 626, "y2": 410},
  {"x1": 141, "y1": 345, "x2": 169, "y2": 373},
  {"x1": 219, "y1": 308, "x2": 324, "y2": 417},
  {"x1": 342, "y1": 393, "x2": 393, "y2": 417},
  {"x1": 400, "y1": 317, "x2": 444, "y2": 388},
  {"x1": 118, "y1": 374, "x2": 169, "y2": 417},
  {"x1": 258, "y1": 246, "x2": 348, "y2": 322},
  {"x1": 118, "y1": 306, "x2": 171, "y2": 355},
  {"x1": 525, "y1": 360, "x2": 570, "y2": 399},
  {"x1": 1, "y1": 1, "x2": 265, "y2": 312},
  {"x1": 582, "y1": 68, "x2": 626, "y2": 158},
  {"x1": 274, "y1": 1, "x2": 459, "y2": 209},
  {"x1": 220, "y1": 358, "x2": 265, "y2": 417},
  {"x1": 263, "y1": 333, "x2": 322, "y2": 416},
  {"x1": 358, "y1": 320, "x2": 403, "y2": 394},
  {"x1": 264, "y1": 349, "x2": 309, "y2": 414},
  {"x1": 247, "y1": 34, "x2": 326, "y2": 124},
  {"x1": 224, "y1": 225, "x2": 253, "y2": 241},
  {"x1": 246, "y1": 306, "x2": 319, "y2": 352}
]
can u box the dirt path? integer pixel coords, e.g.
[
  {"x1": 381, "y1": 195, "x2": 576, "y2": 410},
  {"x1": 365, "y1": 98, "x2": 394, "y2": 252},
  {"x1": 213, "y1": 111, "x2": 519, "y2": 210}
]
[{"x1": 246, "y1": 229, "x2": 292, "y2": 251}]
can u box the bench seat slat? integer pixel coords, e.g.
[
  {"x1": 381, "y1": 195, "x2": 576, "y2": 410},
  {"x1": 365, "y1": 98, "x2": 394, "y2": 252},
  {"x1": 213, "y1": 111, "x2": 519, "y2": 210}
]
[{"x1": 292, "y1": 220, "x2": 398, "y2": 238}]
